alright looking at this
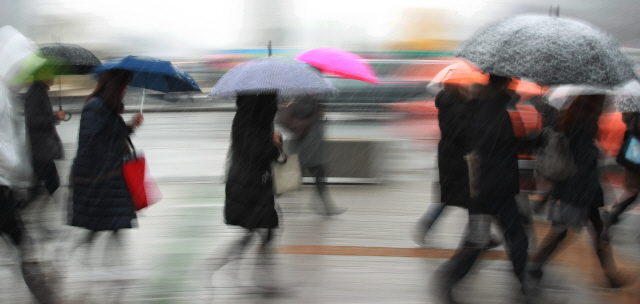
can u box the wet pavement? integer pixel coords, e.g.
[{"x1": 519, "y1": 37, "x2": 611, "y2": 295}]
[{"x1": 5, "y1": 180, "x2": 640, "y2": 303}]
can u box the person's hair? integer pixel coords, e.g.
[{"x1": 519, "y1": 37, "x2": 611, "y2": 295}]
[
  {"x1": 488, "y1": 74, "x2": 511, "y2": 88},
  {"x1": 230, "y1": 91, "x2": 279, "y2": 159},
  {"x1": 558, "y1": 94, "x2": 605, "y2": 136},
  {"x1": 86, "y1": 69, "x2": 133, "y2": 113}
]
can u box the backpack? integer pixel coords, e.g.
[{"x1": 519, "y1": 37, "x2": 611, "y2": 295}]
[{"x1": 534, "y1": 128, "x2": 577, "y2": 182}]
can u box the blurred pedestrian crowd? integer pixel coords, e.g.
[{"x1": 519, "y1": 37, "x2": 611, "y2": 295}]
[{"x1": 1, "y1": 12, "x2": 640, "y2": 304}]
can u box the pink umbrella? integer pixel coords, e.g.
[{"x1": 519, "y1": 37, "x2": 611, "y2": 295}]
[{"x1": 295, "y1": 47, "x2": 379, "y2": 83}]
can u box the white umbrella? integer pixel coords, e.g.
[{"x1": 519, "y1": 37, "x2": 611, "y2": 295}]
[
  {"x1": 544, "y1": 85, "x2": 612, "y2": 110},
  {"x1": 0, "y1": 26, "x2": 37, "y2": 187},
  {"x1": 614, "y1": 79, "x2": 640, "y2": 113}
]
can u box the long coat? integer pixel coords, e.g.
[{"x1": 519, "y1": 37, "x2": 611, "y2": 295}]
[
  {"x1": 24, "y1": 81, "x2": 63, "y2": 162},
  {"x1": 550, "y1": 125, "x2": 603, "y2": 208},
  {"x1": 469, "y1": 87, "x2": 520, "y2": 210},
  {"x1": 435, "y1": 90, "x2": 471, "y2": 207},
  {"x1": 70, "y1": 97, "x2": 136, "y2": 231},
  {"x1": 225, "y1": 95, "x2": 281, "y2": 229}
]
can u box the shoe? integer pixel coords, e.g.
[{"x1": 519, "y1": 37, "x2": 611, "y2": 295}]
[
  {"x1": 412, "y1": 226, "x2": 428, "y2": 247},
  {"x1": 326, "y1": 206, "x2": 347, "y2": 216},
  {"x1": 200, "y1": 257, "x2": 228, "y2": 288},
  {"x1": 435, "y1": 285, "x2": 462, "y2": 304},
  {"x1": 607, "y1": 272, "x2": 632, "y2": 289},
  {"x1": 527, "y1": 268, "x2": 543, "y2": 287}
]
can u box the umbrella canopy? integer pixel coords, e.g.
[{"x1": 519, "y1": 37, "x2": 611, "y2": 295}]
[
  {"x1": 544, "y1": 85, "x2": 612, "y2": 110},
  {"x1": 39, "y1": 43, "x2": 101, "y2": 75},
  {"x1": 210, "y1": 57, "x2": 335, "y2": 98},
  {"x1": 295, "y1": 47, "x2": 379, "y2": 83},
  {"x1": 456, "y1": 14, "x2": 636, "y2": 87},
  {"x1": 426, "y1": 59, "x2": 546, "y2": 99},
  {"x1": 94, "y1": 56, "x2": 201, "y2": 93},
  {"x1": 614, "y1": 80, "x2": 640, "y2": 113}
]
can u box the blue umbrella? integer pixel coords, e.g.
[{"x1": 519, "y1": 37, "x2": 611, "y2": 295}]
[{"x1": 94, "y1": 56, "x2": 201, "y2": 111}]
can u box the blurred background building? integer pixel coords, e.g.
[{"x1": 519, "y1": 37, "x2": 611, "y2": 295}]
[{"x1": 2, "y1": 0, "x2": 638, "y2": 60}]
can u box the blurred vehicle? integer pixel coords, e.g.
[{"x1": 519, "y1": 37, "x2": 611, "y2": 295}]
[{"x1": 322, "y1": 59, "x2": 455, "y2": 112}]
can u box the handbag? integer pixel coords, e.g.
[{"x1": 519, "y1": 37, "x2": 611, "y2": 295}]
[
  {"x1": 271, "y1": 144, "x2": 302, "y2": 195},
  {"x1": 123, "y1": 137, "x2": 162, "y2": 211},
  {"x1": 616, "y1": 131, "x2": 640, "y2": 175},
  {"x1": 534, "y1": 128, "x2": 577, "y2": 182}
]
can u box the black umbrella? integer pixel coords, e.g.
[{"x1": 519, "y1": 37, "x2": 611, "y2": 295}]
[
  {"x1": 39, "y1": 43, "x2": 101, "y2": 75},
  {"x1": 456, "y1": 14, "x2": 637, "y2": 87},
  {"x1": 38, "y1": 43, "x2": 101, "y2": 120}
]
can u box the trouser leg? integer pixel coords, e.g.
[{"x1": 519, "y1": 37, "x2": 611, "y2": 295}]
[
  {"x1": 493, "y1": 196, "x2": 529, "y2": 284},
  {"x1": 418, "y1": 203, "x2": 447, "y2": 232}
]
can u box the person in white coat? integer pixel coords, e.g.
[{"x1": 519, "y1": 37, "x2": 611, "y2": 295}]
[{"x1": 0, "y1": 25, "x2": 60, "y2": 304}]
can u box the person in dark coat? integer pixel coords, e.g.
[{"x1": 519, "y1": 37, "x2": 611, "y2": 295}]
[
  {"x1": 66, "y1": 69, "x2": 143, "y2": 271},
  {"x1": 24, "y1": 71, "x2": 65, "y2": 205},
  {"x1": 203, "y1": 92, "x2": 283, "y2": 290},
  {"x1": 277, "y1": 95, "x2": 346, "y2": 216},
  {"x1": 413, "y1": 83, "x2": 502, "y2": 248},
  {"x1": 22, "y1": 69, "x2": 66, "y2": 236},
  {"x1": 529, "y1": 94, "x2": 627, "y2": 288},
  {"x1": 435, "y1": 75, "x2": 530, "y2": 304},
  {"x1": 414, "y1": 84, "x2": 471, "y2": 243}
]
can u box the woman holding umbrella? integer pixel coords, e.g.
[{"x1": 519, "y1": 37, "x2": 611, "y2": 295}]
[
  {"x1": 528, "y1": 94, "x2": 627, "y2": 288},
  {"x1": 203, "y1": 91, "x2": 283, "y2": 290},
  {"x1": 66, "y1": 69, "x2": 143, "y2": 275}
]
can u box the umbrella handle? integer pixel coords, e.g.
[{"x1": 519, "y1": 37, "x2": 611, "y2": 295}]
[
  {"x1": 64, "y1": 112, "x2": 72, "y2": 121},
  {"x1": 140, "y1": 88, "x2": 145, "y2": 113}
]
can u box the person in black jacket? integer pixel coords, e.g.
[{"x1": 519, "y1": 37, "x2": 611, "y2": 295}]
[
  {"x1": 529, "y1": 94, "x2": 627, "y2": 288},
  {"x1": 66, "y1": 69, "x2": 143, "y2": 275},
  {"x1": 23, "y1": 68, "x2": 65, "y2": 235},
  {"x1": 413, "y1": 83, "x2": 499, "y2": 248},
  {"x1": 277, "y1": 95, "x2": 346, "y2": 216},
  {"x1": 435, "y1": 75, "x2": 530, "y2": 303},
  {"x1": 203, "y1": 92, "x2": 283, "y2": 290},
  {"x1": 24, "y1": 71, "x2": 65, "y2": 201}
]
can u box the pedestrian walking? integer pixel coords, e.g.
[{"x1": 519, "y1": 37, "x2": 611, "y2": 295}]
[
  {"x1": 413, "y1": 83, "x2": 500, "y2": 248},
  {"x1": 602, "y1": 111, "x2": 640, "y2": 240},
  {"x1": 0, "y1": 26, "x2": 61, "y2": 302},
  {"x1": 22, "y1": 67, "x2": 65, "y2": 236},
  {"x1": 203, "y1": 92, "x2": 284, "y2": 291},
  {"x1": 435, "y1": 75, "x2": 531, "y2": 304},
  {"x1": 528, "y1": 94, "x2": 628, "y2": 289},
  {"x1": 277, "y1": 95, "x2": 346, "y2": 216},
  {"x1": 66, "y1": 68, "x2": 144, "y2": 277}
]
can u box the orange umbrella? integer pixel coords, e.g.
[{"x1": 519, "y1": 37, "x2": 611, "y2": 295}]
[{"x1": 427, "y1": 59, "x2": 547, "y2": 100}]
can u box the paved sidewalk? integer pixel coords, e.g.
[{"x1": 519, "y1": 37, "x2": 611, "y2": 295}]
[{"x1": 3, "y1": 181, "x2": 639, "y2": 303}]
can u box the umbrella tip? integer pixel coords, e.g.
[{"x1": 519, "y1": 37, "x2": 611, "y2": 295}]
[{"x1": 268, "y1": 40, "x2": 272, "y2": 57}]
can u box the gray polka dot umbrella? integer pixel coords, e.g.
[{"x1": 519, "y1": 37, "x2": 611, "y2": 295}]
[{"x1": 456, "y1": 15, "x2": 637, "y2": 87}]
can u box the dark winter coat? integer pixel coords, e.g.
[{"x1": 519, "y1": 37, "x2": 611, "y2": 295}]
[
  {"x1": 550, "y1": 124, "x2": 603, "y2": 208},
  {"x1": 435, "y1": 90, "x2": 471, "y2": 207},
  {"x1": 469, "y1": 86, "x2": 520, "y2": 210},
  {"x1": 24, "y1": 81, "x2": 63, "y2": 162},
  {"x1": 70, "y1": 96, "x2": 136, "y2": 231},
  {"x1": 225, "y1": 94, "x2": 281, "y2": 229},
  {"x1": 277, "y1": 98, "x2": 325, "y2": 168}
]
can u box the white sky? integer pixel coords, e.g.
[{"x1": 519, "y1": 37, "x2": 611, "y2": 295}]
[{"x1": 41, "y1": 0, "x2": 491, "y2": 48}]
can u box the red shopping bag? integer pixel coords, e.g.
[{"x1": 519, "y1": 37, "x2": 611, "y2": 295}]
[{"x1": 123, "y1": 141, "x2": 162, "y2": 210}]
